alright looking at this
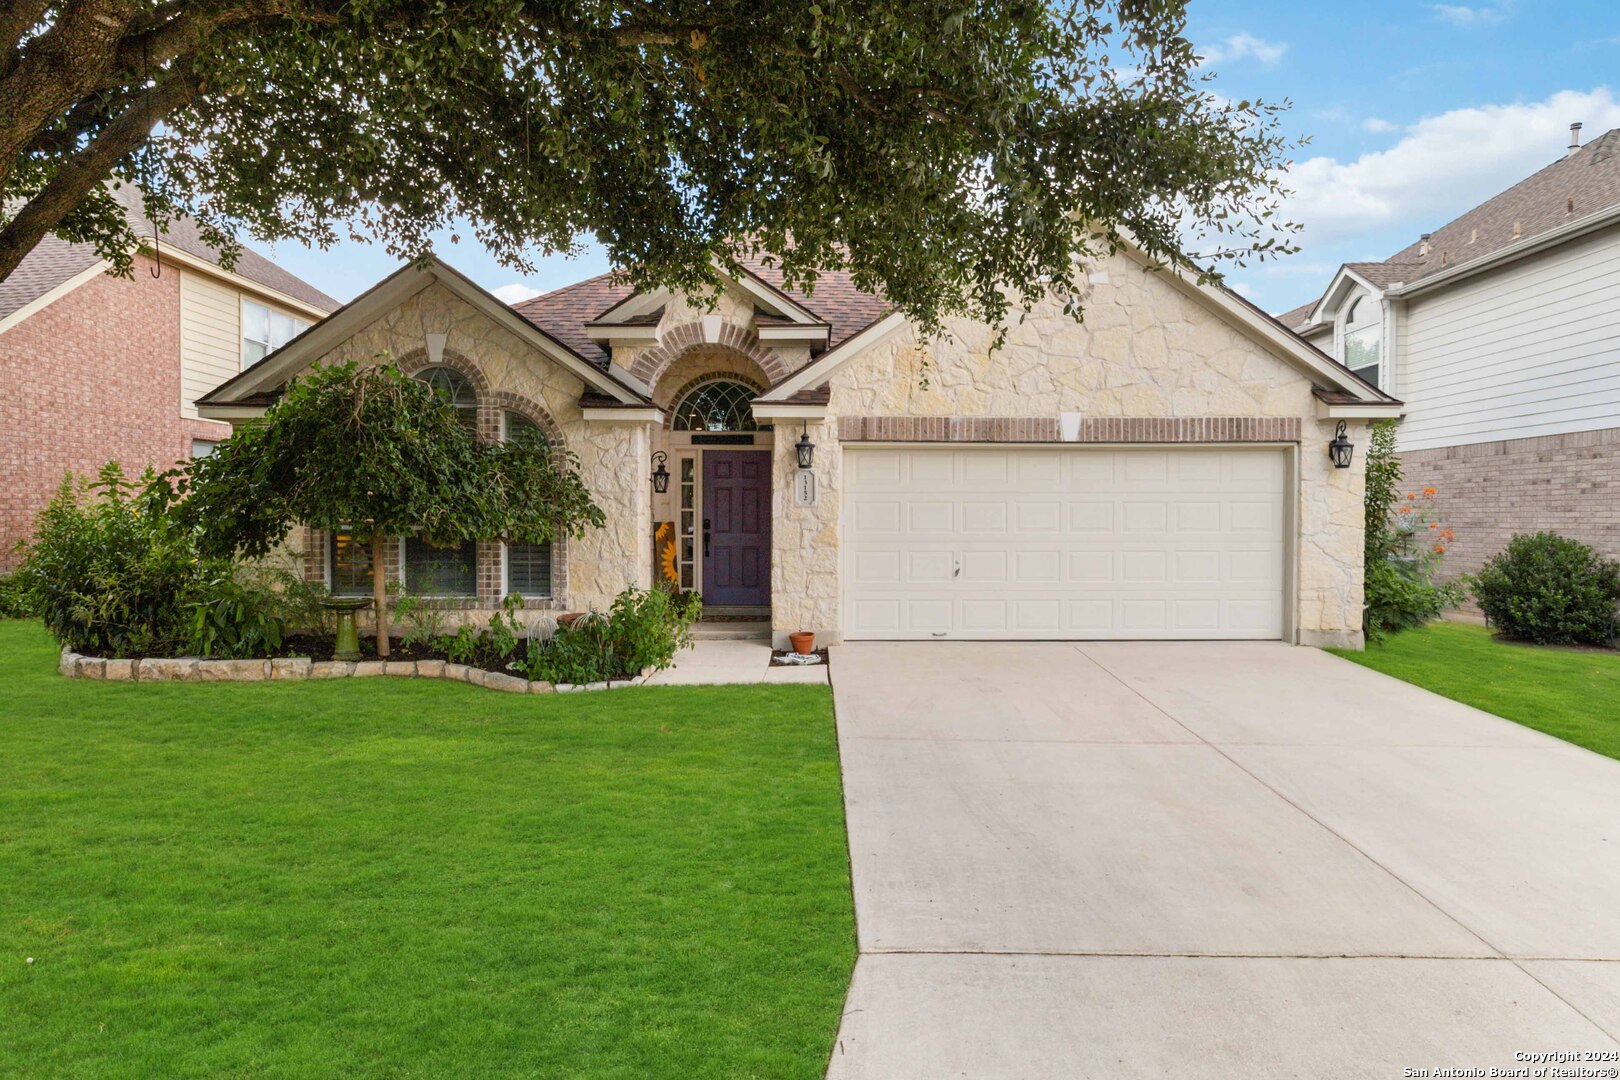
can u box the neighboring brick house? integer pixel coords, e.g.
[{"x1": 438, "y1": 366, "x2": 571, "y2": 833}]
[
  {"x1": 1280, "y1": 124, "x2": 1620, "y2": 582},
  {"x1": 199, "y1": 245, "x2": 1396, "y2": 650},
  {"x1": 0, "y1": 188, "x2": 336, "y2": 566}
]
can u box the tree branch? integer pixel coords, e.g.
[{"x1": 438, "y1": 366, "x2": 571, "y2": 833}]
[{"x1": 0, "y1": 70, "x2": 201, "y2": 282}]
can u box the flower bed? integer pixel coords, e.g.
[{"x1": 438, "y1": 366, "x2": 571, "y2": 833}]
[{"x1": 56, "y1": 648, "x2": 655, "y2": 694}]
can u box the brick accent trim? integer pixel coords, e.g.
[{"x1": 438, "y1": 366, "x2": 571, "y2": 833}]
[
  {"x1": 626, "y1": 320, "x2": 790, "y2": 387},
  {"x1": 836, "y1": 415, "x2": 1302, "y2": 443},
  {"x1": 396, "y1": 347, "x2": 502, "y2": 442},
  {"x1": 486, "y1": 389, "x2": 565, "y2": 444}
]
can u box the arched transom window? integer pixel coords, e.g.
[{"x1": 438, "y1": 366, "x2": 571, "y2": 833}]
[
  {"x1": 415, "y1": 366, "x2": 478, "y2": 432},
  {"x1": 672, "y1": 378, "x2": 759, "y2": 432}
]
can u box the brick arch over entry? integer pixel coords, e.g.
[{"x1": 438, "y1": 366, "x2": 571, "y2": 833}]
[{"x1": 627, "y1": 321, "x2": 790, "y2": 388}]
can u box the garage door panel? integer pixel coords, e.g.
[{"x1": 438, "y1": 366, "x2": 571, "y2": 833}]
[
  {"x1": 906, "y1": 501, "x2": 953, "y2": 533},
  {"x1": 843, "y1": 448, "x2": 1286, "y2": 640}
]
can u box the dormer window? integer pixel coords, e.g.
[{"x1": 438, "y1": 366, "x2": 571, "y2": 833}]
[{"x1": 1341, "y1": 296, "x2": 1382, "y2": 388}]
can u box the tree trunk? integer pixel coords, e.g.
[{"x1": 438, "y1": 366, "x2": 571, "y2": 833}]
[{"x1": 372, "y1": 533, "x2": 390, "y2": 658}]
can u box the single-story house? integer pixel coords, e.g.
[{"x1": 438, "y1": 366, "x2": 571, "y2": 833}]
[{"x1": 198, "y1": 241, "x2": 1398, "y2": 649}]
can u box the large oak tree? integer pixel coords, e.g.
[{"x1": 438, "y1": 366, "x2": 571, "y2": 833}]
[{"x1": 2, "y1": 1, "x2": 1297, "y2": 332}]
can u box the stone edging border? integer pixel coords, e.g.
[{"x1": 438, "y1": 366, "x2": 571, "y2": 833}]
[{"x1": 57, "y1": 650, "x2": 655, "y2": 695}]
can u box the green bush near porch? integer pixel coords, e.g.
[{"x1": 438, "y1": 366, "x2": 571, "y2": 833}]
[{"x1": 0, "y1": 620, "x2": 854, "y2": 1078}]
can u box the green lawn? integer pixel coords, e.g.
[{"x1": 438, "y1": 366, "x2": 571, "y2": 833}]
[
  {"x1": 1331, "y1": 620, "x2": 1620, "y2": 761},
  {"x1": 0, "y1": 621, "x2": 853, "y2": 1079}
]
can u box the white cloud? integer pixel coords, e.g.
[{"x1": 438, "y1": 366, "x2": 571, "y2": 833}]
[
  {"x1": 1428, "y1": 2, "x2": 1511, "y2": 26},
  {"x1": 492, "y1": 282, "x2": 541, "y2": 304},
  {"x1": 1361, "y1": 117, "x2": 1398, "y2": 134},
  {"x1": 1279, "y1": 88, "x2": 1620, "y2": 248},
  {"x1": 1200, "y1": 33, "x2": 1288, "y2": 69}
]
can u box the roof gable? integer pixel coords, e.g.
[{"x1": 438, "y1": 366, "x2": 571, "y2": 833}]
[{"x1": 198, "y1": 258, "x2": 645, "y2": 412}]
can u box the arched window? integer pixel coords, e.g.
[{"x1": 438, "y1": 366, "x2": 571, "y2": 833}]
[
  {"x1": 672, "y1": 378, "x2": 759, "y2": 432},
  {"x1": 503, "y1": 409, "x2": 553, "y2": 599},
  {"x1": 1341, "y1": 295, "x2": 1382, "y2": 388},
  {"x1": 416, "y1": 366, "x2": 479, "y2": 433}
]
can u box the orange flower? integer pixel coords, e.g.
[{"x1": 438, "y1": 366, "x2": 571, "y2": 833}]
[
  {"x1": 1433, "y1": 544, "x2": 1447, "y2": 555},
  {"x1": 1422, "y1": 486, "x2": 1437, "y2": 497},
  {"x1": 1442, "y1": 529, "x2": 1455, "y2": 541},
  {"x1": 1406, "y1": 492, "x2": 1416, "y2": 500},
  {"x1": 1429, "y1": 522, "x2": 1438, "y2": 529},
  {"x1": 1398, "y1": 506, "x2": 1411, "y2": 515}
]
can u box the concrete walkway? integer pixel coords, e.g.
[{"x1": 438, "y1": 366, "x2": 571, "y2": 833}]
[
  {"x1": 641, "y1": 640, "x2": 828, "y2": 685},
  {"x1": 826, "y1": 641, "x2": 1620, "y2": 1078}
]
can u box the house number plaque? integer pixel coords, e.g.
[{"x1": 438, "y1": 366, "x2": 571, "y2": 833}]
[{"x1": 793, "y1": 470, "x2": 818, "y2": 507}]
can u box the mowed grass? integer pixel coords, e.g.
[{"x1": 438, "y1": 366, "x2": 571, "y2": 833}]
[
  {"x1": 1331, "y1": 620, "x2": 1620, "y2": 761},
  {"x1": 0, "y1": 621, "x2": 854, "y2": 1078}
]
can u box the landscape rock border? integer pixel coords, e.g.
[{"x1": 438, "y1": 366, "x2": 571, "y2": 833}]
[{"x1": 58, "y1": 650, "x2": 655, "y2": 695}]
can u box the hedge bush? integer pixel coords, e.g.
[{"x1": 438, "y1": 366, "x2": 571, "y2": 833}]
[{"x1": 1473, "y1": 532, "x2": 1620, "y2": 646}]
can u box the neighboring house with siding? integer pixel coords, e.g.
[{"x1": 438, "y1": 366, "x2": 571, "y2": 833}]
[
  {"x1": 1280, "y1": 124, "x2": 1620, "y2": 580},
  {"x1": 0, "y1": 186, "x2": 336, "y2": 566}
]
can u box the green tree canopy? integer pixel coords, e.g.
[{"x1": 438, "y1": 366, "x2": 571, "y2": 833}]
[
  {"x1": 3, "y1": 1, "x2": 1296, "y2": 335},
  {"x1": 171, "y1": 360, "x2": 603, "y2": 655}
]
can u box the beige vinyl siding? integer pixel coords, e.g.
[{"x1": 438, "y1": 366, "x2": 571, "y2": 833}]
[
  {"x1": 1398, "y1": 226, "x2": 1620, "y2": 452},
  {"x1": 179, "y1": 268, "x2": 242, "y2": 419}
]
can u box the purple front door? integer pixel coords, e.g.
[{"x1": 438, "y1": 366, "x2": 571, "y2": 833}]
[{"x1": 702, "y1": 451, "x2": 771, "y2": 606}]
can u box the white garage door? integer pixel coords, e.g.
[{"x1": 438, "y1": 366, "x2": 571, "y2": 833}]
[{"x1": 842, "y1": 447, "x2": 1288, "y2": 640}]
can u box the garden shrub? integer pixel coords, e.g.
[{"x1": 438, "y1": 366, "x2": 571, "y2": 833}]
[
  {"x1": 1362, "y1": 420, "x2": 1463, "y2": 641},
  {"x1": 1473, "y1": 532, "x2": 1620, "y2": 646},
  {"x1": 525, "y1": 586, "x2": 700, "y2": 684},
  {"x1": 0, "y1": 571, "x2": 36, "y2": 618},
  {"x1": 18, "y1": 463, "x2": 321, "y2": 658},
  {"x1": 17, "y1": 465, "x2": 219, "y2": 655}
]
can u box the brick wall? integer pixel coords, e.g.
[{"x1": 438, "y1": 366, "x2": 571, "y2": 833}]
[
  {"x1": 0, "y1": 254, "x2": 229, "y2": 567},
  {"x1": 1399, "y1": 426, "x2": 1620, "y2": 586}
]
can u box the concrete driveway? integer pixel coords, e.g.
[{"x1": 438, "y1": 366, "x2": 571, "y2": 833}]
[{"x1": 825, "y1": 641, "x2": 1620, "y2": 1078}]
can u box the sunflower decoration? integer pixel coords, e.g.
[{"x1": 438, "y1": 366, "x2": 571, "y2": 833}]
[{"x1": 654, "y1": 521, "x2": 679, "y2": 585}]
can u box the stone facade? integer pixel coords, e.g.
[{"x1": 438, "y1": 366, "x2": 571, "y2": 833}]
[
  {"x1": 770, "y1": 251, "x2": 1368, "y2": 648},
  {"x1": 238, "y1": 252, "x2": 1371, "y2": 648},
  {"x1": 283, "y1": 280, "x2": 650, "y2": 616},
  {"x1": 1400, "y1": 426, "x2": 1620, "y2": 589}
]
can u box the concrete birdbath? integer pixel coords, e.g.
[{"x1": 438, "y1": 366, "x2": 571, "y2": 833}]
[{"x1": 320, "y1": 597, "x2": 374, "y2": 661}]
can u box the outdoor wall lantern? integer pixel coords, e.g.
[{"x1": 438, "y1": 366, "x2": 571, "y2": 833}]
[
  {"x1": 1328, "y1": 421, "x2": 1355, "y2": 470},
  {"x1": 650, "y1": 450, "x2": 670, "y2": 493},
  {"x1": 795, "y1": 423, "x2": 816, "y2": 470}
]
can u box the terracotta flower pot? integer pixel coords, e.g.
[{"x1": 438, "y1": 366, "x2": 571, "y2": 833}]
[{"x1": 789, "y1": 631, "x2": 815, "y2": 655}]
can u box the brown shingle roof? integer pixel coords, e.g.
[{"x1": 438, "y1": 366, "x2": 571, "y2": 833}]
[
  {"x1": 1, "y1": 186, "x2": 338, "y2": 321},
  {"x1": 511, "y1": 261, "x2": 892, "y2": 369},
  {"x1": 737, "y1": 257, "x2": 891, "y2": 350},
  {"x1": 511, "y1": 273, "x2": 633, "y2": 367},
  {"x1": 0, "y1": 231, "x2": 102, "y2": 321},
  {"x1": 1275, "y1": 300, "x2": 1316, "y2": 330},
  {"x1": 1343, "y1": 260, "x2": 1426, "y2": 287},
  {"x1": 1372, "y1": 128, "x2": 1620, "y2": 289}
]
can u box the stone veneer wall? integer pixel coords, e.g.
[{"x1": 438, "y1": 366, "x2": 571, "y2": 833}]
[
  {"x1": 770, "y1": 250, "x2": 1368, "y2": 649},
  {"x1": 1399, "y1": 426, "x2": 1620, "y2": 588},
  {"x1": 281, "y1": 280, "x2": 650, "y2": 615}
]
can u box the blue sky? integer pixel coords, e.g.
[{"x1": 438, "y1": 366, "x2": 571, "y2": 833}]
[{"x1": 261, "y1": 1, "x2": 1620, "y2": 316}]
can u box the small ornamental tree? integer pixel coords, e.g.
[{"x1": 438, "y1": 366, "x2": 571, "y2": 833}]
[{"x1": 170, "y1": 361, "x2": 603, "y2": 656}]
